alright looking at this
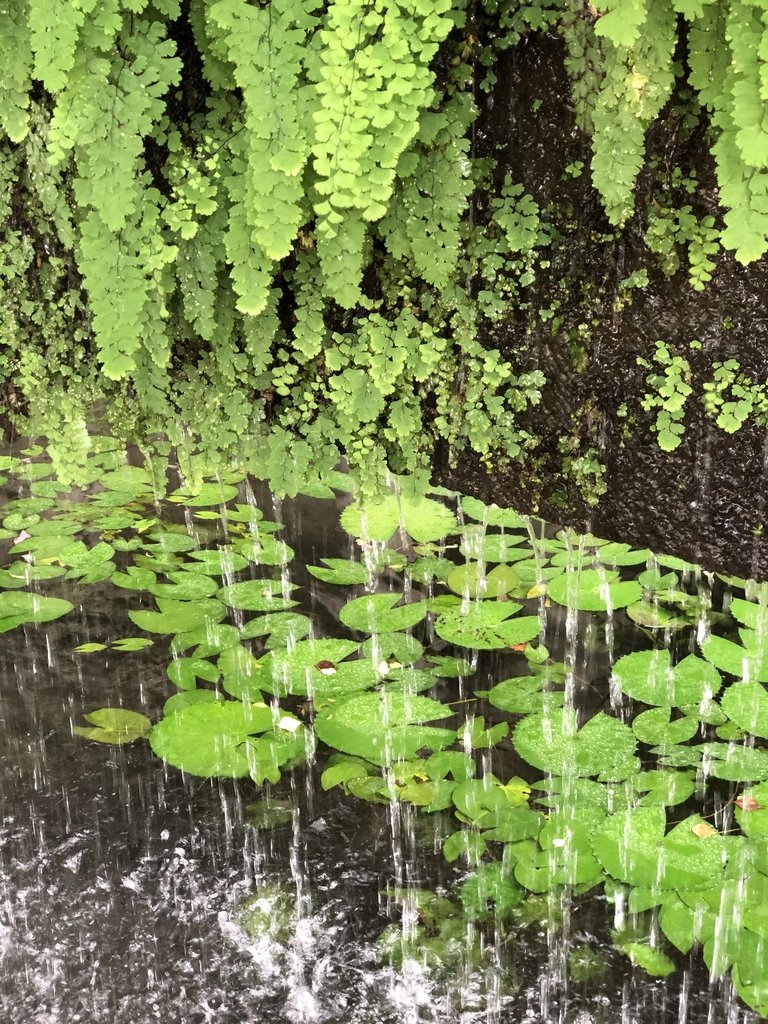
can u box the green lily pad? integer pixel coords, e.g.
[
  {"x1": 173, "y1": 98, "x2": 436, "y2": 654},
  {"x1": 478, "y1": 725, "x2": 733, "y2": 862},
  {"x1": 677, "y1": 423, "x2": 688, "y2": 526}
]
[
  {"x1": 513, "y1": 708, "x2": 637, "y2": 777},
  {"x1": 149, "y1": 700, "x2": 278, "y2": 776},
  {"x1": 74, "y1": 707, "x2": 152, "y2": 744},
  {"x1": 149, "y1": 572, "x2": 219, "y2": 601},
  {"x1": 435, "y1": 601, "x2": 540, "y2": 650},
  {"x1": 720, "y1": 683, "x2": 768, "y2": 739},
  {"x1": 619, "y1": 943, "x2": 675, "y2": 977},
  {"x1": 217, "y1": 579, "x2": 299, "y2": 612},
  {"x1": 446, "y1": 562, "x2": 521, "y2": 599},
  {"x1": 702, "y1": 634, "x2": 768, "y2": 683},
  {"x1": 612, "y1": 650, "x2": 721, "y2": 707},
  {"x1": 734, "y1": 782, "x2": 768, "y2": 837},
  {"x1": 701, "y1": 742, "x2": 768, "y2": 781},
  {"x1": 313, "y1": 691, "x2": 454, "y2": 765},
  {"x1": 340, "y1": 494, "x2": 457, "y2": 543},
  {"x1": 307, "y1": 558, "x2": 370, "y2": 585},
  {"x1": 458, "y1": 527, "x2": 529, "y2": 562},
  {"x1": 460, "y1": 496, "x2": 527, "y2": 528},
  {"x1": 339, "y1": 593, "x2": 427, "y2": 633},
  {"x1": 167, "y1": 482, "x2": 238, "y2": 506},
  {"x1": 632, "y1": 708, "x2": 700, "y2": 746},
  {"x1": 592, "y1": 806, "x2": 726, "y2": 889},
  {"x1": 239, "y1": 612, "x2": 311, "y2": 649},
  {"x1": 547, "y1": 569, "x2": 641, "y2": 611},
  {"x1": 255, "y1": 639, "x2": 378, "y2": 698},
  {"x1": 183, "y1": 549, "x2": 249, "y2": 575},
  {"x1": 129, "y1": 597, "x2": 225, "y2": 635},
  {"x1": 0, "y1": 592, "x2": 74, "y2": 632}
]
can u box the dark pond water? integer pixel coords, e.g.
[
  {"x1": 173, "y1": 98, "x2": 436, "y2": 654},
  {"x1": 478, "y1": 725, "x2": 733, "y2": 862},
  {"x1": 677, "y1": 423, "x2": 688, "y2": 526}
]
[{"x1": 0, "y1": 450, "x2": 765, "y2": 1023}]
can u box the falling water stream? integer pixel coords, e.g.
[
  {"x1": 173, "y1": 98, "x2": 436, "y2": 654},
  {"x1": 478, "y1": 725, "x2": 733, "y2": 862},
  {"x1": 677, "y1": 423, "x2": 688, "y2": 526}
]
[{"x1": 0, "y1": 444, "x2": 765, "y2": 1024}]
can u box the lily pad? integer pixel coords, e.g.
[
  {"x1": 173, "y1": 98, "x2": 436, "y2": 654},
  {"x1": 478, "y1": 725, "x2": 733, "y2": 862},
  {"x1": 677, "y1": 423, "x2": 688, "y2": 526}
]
[
  {"x1": 547, "y1": 569, "x2": 641, "y2": 612},
  {"x1": 513, "y1": 709, "x2": 637, "y2": 777},
  {"x1": 339, "y1": 593, "x2": 427, "y2": 633},
  {"x1": 255, "y1": 639, "x2": 378, "y2": 698},
  {"x1": 720, "y1": 683, "x2": 768, "y2": 739},
  {"x1": 612, "y1": 650, "x2": 721, "y2": 707},
  {"x1": 701, "y1": 635, "x2": 768, "y2": 683},
  {"x1": 446, "y1": 562, "x2": 520, "y2": 599},
  {"x1": 313, "y1": 691, "x2": 455, "y2": 765},
  {"x1": 460, "y1": 496, "x2": 527, "y2": 529},
  {"x1": 129, "y1": 597, "x2": 225, "y2": 635},
  {"x1": 307, "y1": 558, "x2": 370, "y2": 585},
  {"x1": 340, "y1": 494, "x2": 457, "y2": 543},
  {"x1": 217, "y1": 579, "x2": 299, "y2": 612},
  {"x1": 74, "y1": 708, "x2": 152, "y2": 744},
  {"x1": 592, "y1": 807, "x2": 726, "y2": 890},
  {"x1": 149, "y1": 700, "x2": 277, "y2": 776},
  {"x1": 435, "y1": 602, "x2": 540, "y2": 650},
  {"x1": 0, "y1": 592, "x2": 74, "y2": 632},
  {"x1": 632, "y1": 708, "x2": 700, "y2": 746}
]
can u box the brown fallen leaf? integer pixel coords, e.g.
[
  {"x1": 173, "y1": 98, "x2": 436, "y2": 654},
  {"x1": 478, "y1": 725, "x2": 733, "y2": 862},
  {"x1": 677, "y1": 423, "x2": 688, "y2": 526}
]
[
  {"x1": 691, "y1": 822, "x2": 717, "y2": 838},
  {"x1": 735, "y1": 795, "x2": 764, "y2": 812}
]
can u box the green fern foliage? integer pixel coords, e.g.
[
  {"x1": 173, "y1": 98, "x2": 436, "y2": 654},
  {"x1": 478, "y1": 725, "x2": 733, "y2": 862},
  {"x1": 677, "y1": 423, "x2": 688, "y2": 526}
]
[{"x1": 4, "y1": 0, "x2": 768, "y2": 486}]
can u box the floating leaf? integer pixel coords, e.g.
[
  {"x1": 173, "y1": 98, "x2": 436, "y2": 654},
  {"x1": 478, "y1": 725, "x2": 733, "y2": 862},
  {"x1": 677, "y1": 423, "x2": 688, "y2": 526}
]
[
  {"x1": 626, "y1": 601, "x2": 690, "y2": 630},
  {"x1": 74, "y1": 708, "x2": 152, "y2": 745},
  {"x1": 240, "y1": 612, "x2": 311, "y2": 649},
  {"x1": 149, "y1": 572, "x2": 219, "y2": 601},
  {"x1": 612, "y1": 650, "x2": 721, "y2": 707},
  {"x1": 487, "y1": 675, "x2": 564, "y2": 714},
  {"x1": 632, "y1": 708, "x2": 699, "y2": 746},
  {"x1": 459, "y1": 862, "x2": 524, "y2": 921},
  {"x1": 167, "y1": 656, "x2": 220, "y2": 690},
  {"x1": 217, "y1": 579, "x2": 299, "y2": 612},
  {"x1": 111, "y1": 566, "x2": 157, "y2": 590},
  {"x1": 701, "y1": 742, "x2": 768, "y2": 781},
  {"x1": 547, "y1": 569, "x2": 641, "y2": 611},
  {"x1": 734, "y1": 782, "x2": 768, "y2": 837},
  {"x1": 443, "y1": 830, "x2": 486, "y2": 864},
  {"x1": 701, "y1": 634, "x2": 768, "y2": 683},
  {"x1": 255, "y1": 639, "x2": 378, "y2": 698},
  {"x1": 592, "y1": 807, "x2": 726, "y2": 889},
  {"x1": 129, "y1": 598, "x2": 225, "y2": 635},
  {"x1": 435, "y1": 602, "x2": 540, "y2": 650},
  {"x1": 361, "y1": 631, "x2": 424, "y2": 665},
  {"x1": 460, "y1": 497, "x2": 527, "y2": 529},
  {"x1": 619, "y1": 942, "x2": 676, "y2": 977},
  {"x1": 149, "y1": 700, "x2": 277, "y2": 776},
  {"x1": 513, "y1": 709, "x2": 637, "y2": 777},
  {"x1": 314, "y1": 691, "x2": 454, "y2": 765},
  {"x1": 111, "y1": 636, "x2": 153, "y2": 652},
  {"x1": 720, "y1": 683, "x2": 768, "y2": 739},
  {"x1": 74, "y1": 642, "x2": 108, "y2": 654},
  {"x1": 458, "y1": 528, "x2": 529, "y2": 562},
  {"x1": 307, "y1": 558, "x2": 370, "y2": 585},
  {"x1": 167, "y1": 482, "x2": 238, "y2": 506},
  {"x1": 339, "y1": 593, "x2": 427, "y2": 633},
  {"x1": 0, "y1": 592, "x2": 74, "y2": 632},
  {"x1": 183, "y1": 548, "x2": 249, "y2": 575},
  {"x1": 446, "y1": 562, "x2": 520, "y2": 599},
  {"x1": 341, "y1": 494, "x2": 457, "y2": 543}
]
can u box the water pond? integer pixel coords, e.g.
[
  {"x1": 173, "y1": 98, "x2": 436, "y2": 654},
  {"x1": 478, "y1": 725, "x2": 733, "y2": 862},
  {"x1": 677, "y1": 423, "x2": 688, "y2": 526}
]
[{"x1": 0, "y1": 441, "x2": 767, "y2": 1023}]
